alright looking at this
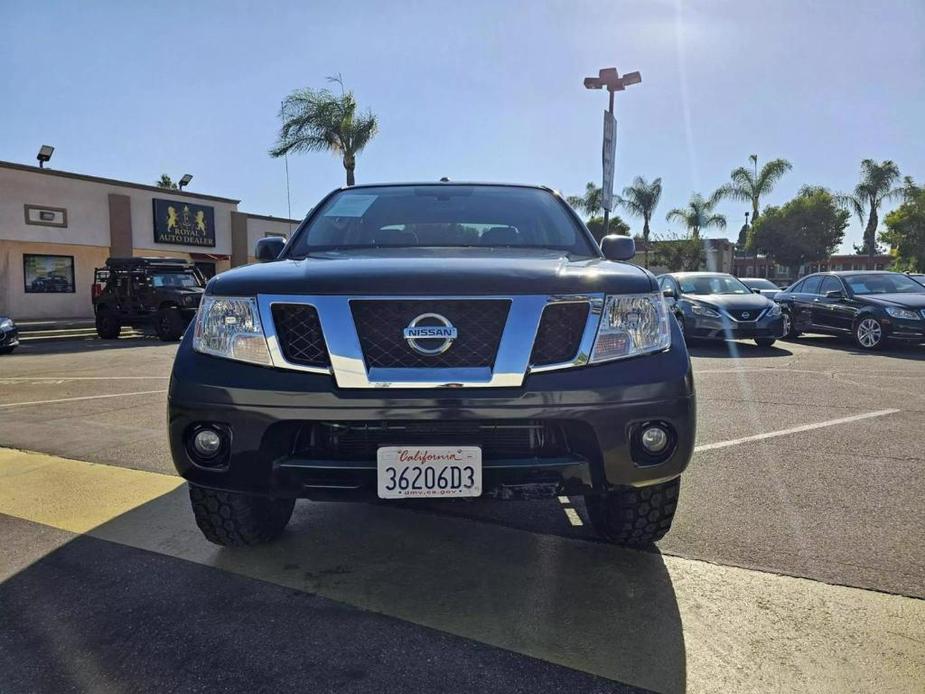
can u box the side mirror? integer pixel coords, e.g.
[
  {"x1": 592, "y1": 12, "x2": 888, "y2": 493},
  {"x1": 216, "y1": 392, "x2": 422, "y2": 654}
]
[
  {"x1": 600, "y1": 234, "x2": 635, "y2": 261},
  {"x1": 824, "y1": 289, "x2": 844, "y2": 299},
  {"x1": 662, "y1": 287, "x2": 676, "y2": 299},
  {"x1": 751, "y1": 288, "x2": 762, "y2": 294},
  {"x1": 255, "y1": 236, "x2": 286, "y2": 263}
]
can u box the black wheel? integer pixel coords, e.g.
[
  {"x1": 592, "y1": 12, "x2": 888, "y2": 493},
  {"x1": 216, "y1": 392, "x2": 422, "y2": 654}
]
[
  {"x1": 188, "y1": 484, "x2": 295, "y2": 546},
  {"x1": 781, "y1": 310, "x2": 800, "y2": 339},
  {"x1": 95, "y1": 309, "x2": 121, "y2": 339},
  {"x1": 853, "y1": 316, "x2": 885, "y2": 350},
  {"x1": 586, "y1": 477, "x2": 680, "y2": 547},
  {"x1": 155, "y1": 306, "x2": 186, "y2": 341},
  {"x1": 0, "y1": 346, "x2": 16, "y2": 355},
  {"x1": 755, "y1": 338, "x2": 776, "y2": 348}
]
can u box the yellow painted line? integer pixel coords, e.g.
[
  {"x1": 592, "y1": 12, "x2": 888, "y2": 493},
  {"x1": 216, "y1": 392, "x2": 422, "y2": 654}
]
[
  {"x1": 563, "y1": 507, "x2": 583, "y2": 526},
  {"x1": 1, "y1": 448, "x2": 923, "y2": 693},
  {"x1": 0, "y1": 390, "x2": 167, "y2": 410},
  {"x1": 0, "y1": 448, "x2": 181, "y2": 533}
]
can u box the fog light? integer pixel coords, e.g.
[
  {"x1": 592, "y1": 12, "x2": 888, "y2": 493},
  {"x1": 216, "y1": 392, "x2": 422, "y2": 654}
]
[
  {"x1": 193, "y1": 428, "x2": 223, "y2": 458},
  {"x1": 640, "y1": 425, "x2": 669, "y2": 454}
]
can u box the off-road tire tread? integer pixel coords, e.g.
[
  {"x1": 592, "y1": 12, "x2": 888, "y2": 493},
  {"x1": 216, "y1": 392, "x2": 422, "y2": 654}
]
[
  {"x1": 587, "y1": 478, "x2": 680, "y2": 547},
  {"x1": 189, "y1": 484, "x2": 295, "y2": 546},
  {"x1": 95, "y1": 310, "x2": 121, "y2": 339},
  {"x1": 156, "y1": 307, "x2": 186, "y2": 342}
]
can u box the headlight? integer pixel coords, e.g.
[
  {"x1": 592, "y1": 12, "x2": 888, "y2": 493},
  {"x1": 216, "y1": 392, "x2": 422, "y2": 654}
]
[
  {"x1": 193, "y1": 296, "x2": 271, "y2": 365},
  {"x1": 0, "y1": 318, "x2": 12, "y2": 330},
  {"x1": 690, "y1": 303, "x2": 721, "y2": 318},
  {"x1": 768, "y1": 303, "x2": 782, "y2": 317},
  {"x1": 885, "y1": 306, "x2": 918, "y2": 320},
  {"x1": 591, "y1": 292, "x2": 672, "y2": 363}
]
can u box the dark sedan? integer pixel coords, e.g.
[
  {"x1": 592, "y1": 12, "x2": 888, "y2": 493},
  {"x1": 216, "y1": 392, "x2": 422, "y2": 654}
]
[
  {"x1": 776, "y1": 271, "x2": 925, "y2": 350},
  {"x1": 0, "y1": 315, "x2": 19, "y2": 354},
  {"x1": 739, "y1": 277, "x2": 783, "y2": 300},
  {"x1": 657, "y1": 272, "x2": 785, "y2": 348}
]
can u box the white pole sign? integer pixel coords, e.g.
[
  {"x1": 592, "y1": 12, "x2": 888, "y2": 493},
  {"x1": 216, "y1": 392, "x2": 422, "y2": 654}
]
[{"x1": 601, "y1": 110, "x2": 617, "y2": 211}]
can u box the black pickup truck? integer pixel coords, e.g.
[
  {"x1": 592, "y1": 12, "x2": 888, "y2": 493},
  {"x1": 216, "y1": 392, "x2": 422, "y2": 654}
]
[{"x1": 168, "y1": 183, "x2": 696, "y2": 547}]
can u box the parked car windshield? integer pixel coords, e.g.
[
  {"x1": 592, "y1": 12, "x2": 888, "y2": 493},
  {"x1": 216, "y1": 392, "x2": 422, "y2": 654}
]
[
  {"x1": 741, "y1": 278, "x2": 778, "y2": 290},
  {"x1": 679, "y1": 275, "x2": 751, "y2": 295},
  {"x1": 150, "y1": 272, "x2": 203, "y2": 288},
  {"x1": 288, "y1": 185, "x2": 597, "y2": 257},
  {"x1": 843, "y1": 273, "x2": 925, "y2": 295}
]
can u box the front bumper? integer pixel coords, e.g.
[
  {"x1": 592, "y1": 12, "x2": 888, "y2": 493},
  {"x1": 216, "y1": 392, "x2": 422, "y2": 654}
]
[
  {"x1": 168, "y1": 321, "x2": 696, "y2": 500},
  {"x1": 684, "y1": 313, "x2": 784, "y2": 340},
  {"x1": 0, "y1": 328, "x2": 19, "y2": 348},
  {"x1": 883, "y1": 316, "x2": 925, "y2": 343}
]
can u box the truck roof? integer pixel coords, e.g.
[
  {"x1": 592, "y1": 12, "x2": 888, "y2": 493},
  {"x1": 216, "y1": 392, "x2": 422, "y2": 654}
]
[{"x1": 105, "y1": 257, "x2": 196, "y2": 269}]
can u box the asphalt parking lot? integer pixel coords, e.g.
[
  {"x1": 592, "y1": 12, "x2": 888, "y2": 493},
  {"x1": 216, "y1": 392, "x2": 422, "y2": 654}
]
[{"x1": 1, "y1": 334, "x2": 924, "y2": 692}]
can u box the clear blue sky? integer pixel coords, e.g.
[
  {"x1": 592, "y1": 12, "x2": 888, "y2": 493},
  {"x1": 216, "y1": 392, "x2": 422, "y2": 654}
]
[{"x1": 2, "y1": 0, "x2": 923, "y2": 252}]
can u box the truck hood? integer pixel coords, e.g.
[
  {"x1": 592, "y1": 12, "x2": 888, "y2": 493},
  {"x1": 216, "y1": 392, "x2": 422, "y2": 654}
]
[{"x1": 209, "y1": 248, "x2": 655, "y2": 296}]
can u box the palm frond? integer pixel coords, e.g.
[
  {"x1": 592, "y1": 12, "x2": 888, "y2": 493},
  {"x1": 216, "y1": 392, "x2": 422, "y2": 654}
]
[{"x1": 756, "y1": 158, "x2": 793, "y2": 193}]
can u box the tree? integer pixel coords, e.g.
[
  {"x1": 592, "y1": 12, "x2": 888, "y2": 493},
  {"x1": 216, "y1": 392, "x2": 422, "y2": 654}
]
[
  {"x1": 715, "y1": 155, "x2": 792, "y2": 225},
  {"x1": 271, "y1": 75, "x2": 378, "y2": 186},
  {"x1": 617, "y1": 176, "x2": 662, "y2": 266},
  {"x1": 837, "y1": 159, "x2": 903, "y2": 256},
  {"x1": 752, "y1": 186, "x2": 849, "y2": 277},
  {"x1": 156, "y1": 174, "x2": 178, "y2": 190},
  {"x1": 880, "y1": 181, "x2": 925, "y2": 271},
  {"x1": 566, "y1": 182, "x2": 603, "y2": 217},
  {"x1": 586, "y1": 214, "x2": 630, "y2": 243},
  {"x1": 650, "y1": 234, "x2": 704, "y2": 272},
  {"x1": 666, "y1": 193, "x2": 726, "y2": 239}
]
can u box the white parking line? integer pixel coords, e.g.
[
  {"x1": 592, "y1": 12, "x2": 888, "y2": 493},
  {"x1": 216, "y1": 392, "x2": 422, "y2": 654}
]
[
  {"x1": 563, "y1": 508, "x2": 583, "y2": 526},
  {"x1": 694, "y1": 409, "x2": 900, "y2": 453},
  {"x1": 0, "y1": 390, "x2": 168, "y2": 409}
]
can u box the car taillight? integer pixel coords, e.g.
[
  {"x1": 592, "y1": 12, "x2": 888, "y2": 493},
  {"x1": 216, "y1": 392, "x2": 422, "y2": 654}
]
[{"x1": 91, "y1": 283, "x2": 103, "y2": 298}]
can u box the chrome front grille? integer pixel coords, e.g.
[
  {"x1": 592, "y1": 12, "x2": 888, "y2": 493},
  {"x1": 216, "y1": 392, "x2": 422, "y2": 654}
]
[{"x1": 261, "y1": 294, "x2": 603, "y2": 389}]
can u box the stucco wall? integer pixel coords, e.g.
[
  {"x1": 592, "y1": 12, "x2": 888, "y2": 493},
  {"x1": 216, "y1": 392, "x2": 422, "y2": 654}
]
[
  {"x1": 0, "y1": 240, "x2": 108, "y2": 320},
  {"x1": 245, "y1": 216, "x2": 296, "y2": 257}
]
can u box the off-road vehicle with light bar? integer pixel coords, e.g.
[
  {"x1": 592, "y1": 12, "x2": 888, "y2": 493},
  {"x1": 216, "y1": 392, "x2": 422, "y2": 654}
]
[{"x1": 168, "y1": 183, "x2": 695, "y2": 546}]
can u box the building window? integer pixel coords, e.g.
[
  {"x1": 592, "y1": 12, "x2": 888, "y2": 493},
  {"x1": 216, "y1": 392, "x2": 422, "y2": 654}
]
[{"x1": 23, "y1": 254, "x2": 76, "y2": 294}]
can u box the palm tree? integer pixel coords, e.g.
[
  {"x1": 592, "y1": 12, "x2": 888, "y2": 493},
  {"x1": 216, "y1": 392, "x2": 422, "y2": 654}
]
[
  {"x1": 617, "y1": 176, "x2": 662, "y2": 266},
  {"x1": 837, "y1": 159, "x2": 903, "y2": 256},
  {"x1": 156, "y1": 174, "x2": 178, "y2": 190},
  {"x1": 666, "y1": 193, "x2": 726, "y2": 239},
  {"x1": 271, "y1": 75, "x2": 378, "y2": 186},
  {"x1": 715, "y1": 155, "x2": 792, "y2": 224},
  {"x1": 566, "y1": 182, "x2": 603, "y2": 217}
]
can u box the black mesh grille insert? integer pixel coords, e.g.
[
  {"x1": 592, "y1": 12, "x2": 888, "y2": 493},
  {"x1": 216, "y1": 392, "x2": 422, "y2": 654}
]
[
  {"x1": 350, "y1": 299, "x2": 510, "y2": 368},
  {"x1": 530, "y1": 302, "x2": 590, "y2": 366},
  {"x1": 727, "y1": 308, "x2": 763, "y2": 322},
  {"x1": 272, "y1": 303, "x2": 330, "y2": 368}
]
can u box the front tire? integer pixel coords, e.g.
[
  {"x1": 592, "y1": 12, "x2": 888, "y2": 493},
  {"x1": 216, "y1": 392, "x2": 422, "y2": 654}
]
[
  {"x1": 0, "y1": 346, "x2": 16, "y2": 355},
  {"x1": 782, "y1": 310, "x2": 800, "y2": 339},
  {"x1": 854, "y1": 316, "x2": 885, "y2": 350},
  {"x1": 95, "y1": 309, "x2": 121, "y2": 339},
  {"x1": 586, "y1": 478, "x2": 680, "y2": 547},
  {"x1": 755, "y1": 338, "x2": 776, "y2": 348},
  {"x1": 189, "y1": 484, "x2": 295, "y2": 546},
  {"x1": 155, "y1": 306, "x2": 186, "y2": 341}
]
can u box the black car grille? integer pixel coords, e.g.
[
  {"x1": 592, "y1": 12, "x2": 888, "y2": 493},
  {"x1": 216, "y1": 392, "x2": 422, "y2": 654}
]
[
  {"x1": 726, "y1": 308, "x2": 764, "y2": 322},
  {"x1": 350, "y1": 299, "x2": 510, "y2": 369},
  {"x1": 298, "y1": 420, "x2": 569, "y2": 461},
  {"x1": 271, "y1": 303, "x2": 330, "y2": 368},
  {"x1": 530, "y1": 302, "x2": 590, "y2": 366}
]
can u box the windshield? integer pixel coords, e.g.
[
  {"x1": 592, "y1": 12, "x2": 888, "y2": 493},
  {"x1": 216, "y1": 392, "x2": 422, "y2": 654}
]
[
  {"x1": 844, "y1": 273, "x2": 925, "y2": 295},
  {"x1": 288, "y1": 185, "x2": 596, "y2": 257},
  {"x1": 150, "y1": 272, "x2": 202, "y2": 288},
  {"x1": 678, "y1": 275, "x2": 751, "y2": 295},
  {"x1": 741, "y1": 278, "x2": 777, "y2": 290}
]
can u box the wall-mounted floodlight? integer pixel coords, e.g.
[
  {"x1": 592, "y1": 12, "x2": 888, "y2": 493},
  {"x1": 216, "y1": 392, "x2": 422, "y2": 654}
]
[
  {"x1": 36, "y1": 145, "x2": 54, "y2": 168},
  {"x1": 178, "y1": 173, "x2": 193, "y2": 190}
]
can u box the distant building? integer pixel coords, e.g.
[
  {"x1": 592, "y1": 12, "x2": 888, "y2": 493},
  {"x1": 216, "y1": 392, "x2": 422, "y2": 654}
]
[{"x1": 732, "y1": 253, "x2": 893, "y2": 286}]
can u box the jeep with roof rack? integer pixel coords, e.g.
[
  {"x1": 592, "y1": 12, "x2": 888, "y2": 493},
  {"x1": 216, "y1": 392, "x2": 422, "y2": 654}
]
[
  {"x1": 168, "y1": 182, "x2": 695, "y2": 547},
  {"x1": 93, "y1": 257, "x2": 205, "y2": 341}
]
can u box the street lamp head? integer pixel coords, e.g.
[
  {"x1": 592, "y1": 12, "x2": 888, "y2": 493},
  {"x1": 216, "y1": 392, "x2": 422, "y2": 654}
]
[
  {"x1": 36, "y1": 145, "x2": 54, "y2": 167},
  {"x1": 583, "y1": 77, "x2": 603, "y2": 90},
  {"x1": 178, "y1": 173, "x2": 193, "y2": 190},
  {"x1": 622, "y1": 71, "x2": 642, "y2": 86}
]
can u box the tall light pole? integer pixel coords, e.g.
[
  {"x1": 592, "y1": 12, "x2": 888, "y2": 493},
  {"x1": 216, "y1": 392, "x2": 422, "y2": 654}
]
[{"x1": 583, "y1": 67, "x2": 641, "y2": 235}]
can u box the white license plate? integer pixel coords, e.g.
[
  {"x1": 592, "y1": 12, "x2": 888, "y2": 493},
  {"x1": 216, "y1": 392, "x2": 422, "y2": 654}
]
[{"x1": 377, "y1": 446, "x2": 482, "y2": 499}]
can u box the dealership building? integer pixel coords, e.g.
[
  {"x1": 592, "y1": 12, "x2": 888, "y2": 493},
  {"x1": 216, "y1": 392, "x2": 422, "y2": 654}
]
[{"x1": 0, "y1": 160, "x2": 300, "y2": 320}]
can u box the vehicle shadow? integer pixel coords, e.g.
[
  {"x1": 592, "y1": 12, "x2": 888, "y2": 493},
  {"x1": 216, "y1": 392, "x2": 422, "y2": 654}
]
[
  {"x1": 686, "y1": 340, "x2": 792, "y2": 359},
  {"x1": 12, "y1": 335, "x2": 176, "y2": 357},
  {"x1": 5, "y1": 487, "x2": 687, "y2": 693},
  {"x1": 785, "y1": 334, "x2": 925, "y2": 361}
]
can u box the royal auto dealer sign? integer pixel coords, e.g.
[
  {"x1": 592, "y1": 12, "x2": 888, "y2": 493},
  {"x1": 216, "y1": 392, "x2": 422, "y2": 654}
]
[{"x1": 153, "y1": 198, "x2": 216, "y2": 247}]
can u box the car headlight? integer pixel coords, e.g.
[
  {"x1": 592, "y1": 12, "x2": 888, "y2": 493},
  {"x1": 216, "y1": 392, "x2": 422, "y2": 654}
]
[
  {"x1": 768, "y1": 303, "x2": 782, "y2": 317},
  {"x1": 193, "y1": 296, "x2": 271, "y2": 365},
  {"x1": 690, "y1": 303, "x2": 721, "y2": 318},
  {"x1": 885, "y1": 306, "x2": 919, "y2": 320},
  {"x1": 0, "y1": 318, "x2": 12, "y2": 330},
  {"x1": 590, "y1": 292, "x2": 672, "y2": 363}
]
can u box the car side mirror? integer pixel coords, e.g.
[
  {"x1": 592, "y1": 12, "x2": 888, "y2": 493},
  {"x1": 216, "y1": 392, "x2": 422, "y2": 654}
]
[
  {"x1": 662, "y1": 287, "x2": 676, "y2": 299},
  {"x1": 600, "y1": 235, "x2": 635, "y2": 261},
  {"x1": 751, "y1": 288, "x2": 762, "y2": 294},
  {"x1": 255, "y1": 236, "x2": 286, "y2": 263},
  {"x1": 824, "y1": 289, "x2": 844, "y2": 299}
]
